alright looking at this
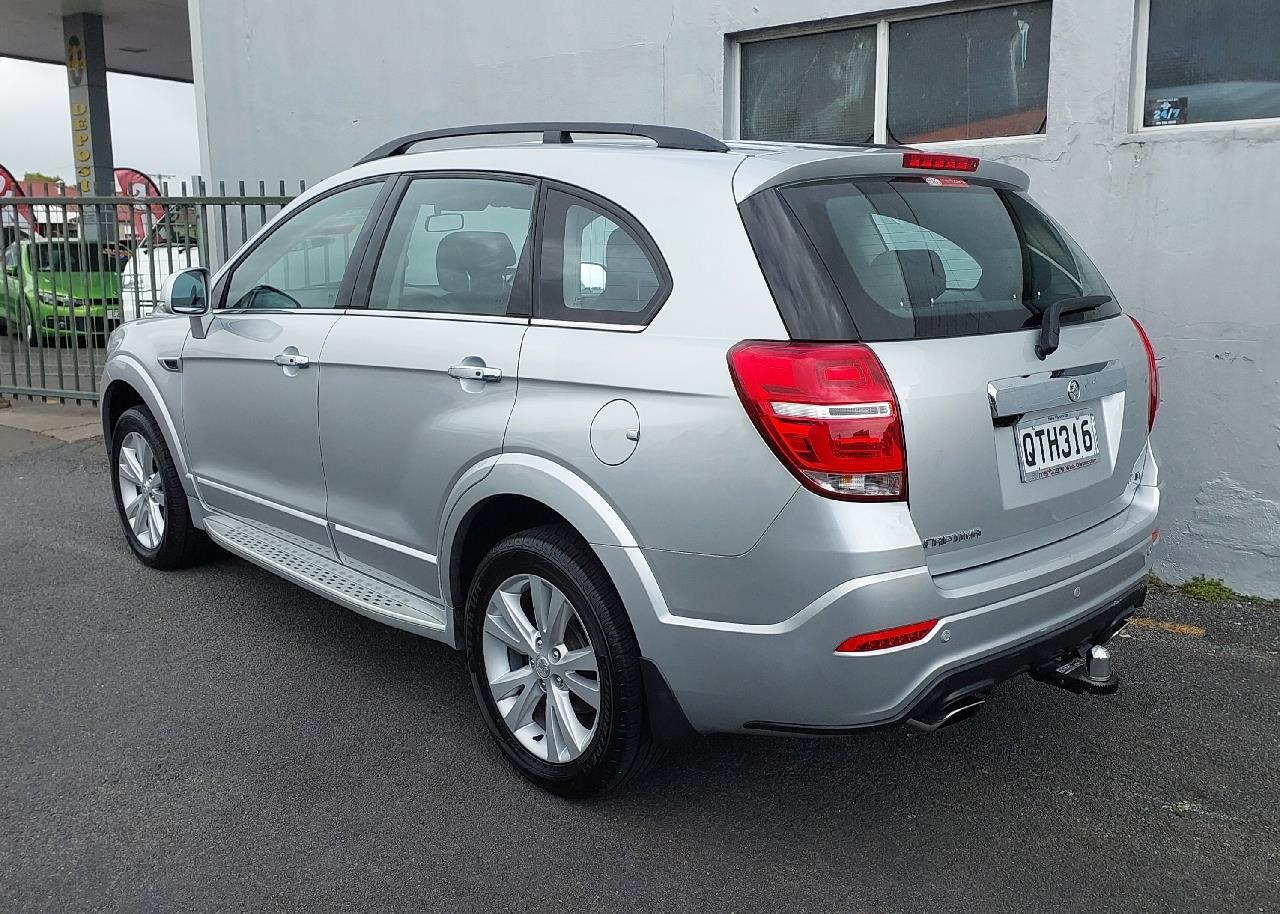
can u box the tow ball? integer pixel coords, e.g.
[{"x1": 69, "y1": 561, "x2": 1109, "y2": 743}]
[{"x1": 1030, "y1": 644, "x2": 1119, "y2": 695}]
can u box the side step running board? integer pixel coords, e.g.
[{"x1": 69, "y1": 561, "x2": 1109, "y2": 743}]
[{"x1": 204, "y1": 514, "x2": 449, "y2": 639}]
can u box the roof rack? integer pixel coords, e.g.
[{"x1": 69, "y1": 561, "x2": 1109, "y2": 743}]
[{"x1": 354, "y1": 122, "x2": 730, "y2": 165}]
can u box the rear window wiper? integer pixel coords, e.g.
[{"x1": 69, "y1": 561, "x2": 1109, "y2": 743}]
[{"x1": 1035, "y1": 294, "x2": 1112, "y2": 360}]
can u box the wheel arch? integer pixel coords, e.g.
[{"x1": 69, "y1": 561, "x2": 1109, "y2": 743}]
[
  {"x1": 439, "y1": 454, "x2": 644, "y2": 642},
  {"x1": 440, "y1": 457, "x2": 698, "y2": 745},
  {"x1": 100, "y1": 356, "x2": 192, "y2": 489}
]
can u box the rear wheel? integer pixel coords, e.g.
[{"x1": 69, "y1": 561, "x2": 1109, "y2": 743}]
[
  {"x1": 465, "y1": 524, "x2": 659, "y2": 797},
  {"x1": 111, "y1": 405, "x2": 213, "y2": 569}
]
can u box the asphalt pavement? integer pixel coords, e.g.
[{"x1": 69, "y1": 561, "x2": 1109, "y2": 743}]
[{"x1": 1, "y1": 414, "x2": 1277, "y2": 913}]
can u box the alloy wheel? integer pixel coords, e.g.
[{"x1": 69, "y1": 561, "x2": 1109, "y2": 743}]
[
  {"x1": 481, "y1": 573, "x2": 602, "y2": 763},
  {"x1": 116, "y1": 431, "x2": 166, "y2": 549}
]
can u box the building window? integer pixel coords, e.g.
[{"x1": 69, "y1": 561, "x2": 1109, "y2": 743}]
[
  {"x1": 740, "y1": 26, "x2": 878, "y2": 145},
  {"x1": 1141, "y1": 0, "x2": 1280, "y2": 128},
  {"x1": 736, "y1": 3, "x2": 1052, "y2": 146},
  {"x1": 887, "y1": 4, "x2": 1051, "y2": 143}
]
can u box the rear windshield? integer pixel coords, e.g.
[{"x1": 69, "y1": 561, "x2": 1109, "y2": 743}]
[{"x1": 779, "y1": 177, "x2": 1118, "y2": 341}]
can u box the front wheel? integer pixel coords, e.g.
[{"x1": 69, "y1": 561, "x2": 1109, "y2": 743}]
[
  {"x1": 110, "y1": 405, "x2": 213, "y2": 569},
  {"x1": 465, "y1": 524, "x2": 660, "y2": 797}
]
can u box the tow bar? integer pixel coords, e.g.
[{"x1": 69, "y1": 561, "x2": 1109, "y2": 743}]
[{"x1": 1030, "y1": 643, "x2": 1120, "y2": 694}]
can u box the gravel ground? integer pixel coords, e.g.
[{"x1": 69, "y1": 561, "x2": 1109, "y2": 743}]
[{"x1": 2, "y1": 428, "x2": 1277, "y2": 913}]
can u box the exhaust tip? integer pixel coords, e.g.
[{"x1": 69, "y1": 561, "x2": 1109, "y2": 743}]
[{"x1": 907, "y1": 696, "x2": 986, "y2": 733}]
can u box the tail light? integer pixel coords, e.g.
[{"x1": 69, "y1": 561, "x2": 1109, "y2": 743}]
[
  {"x1": 902, "y1": 152, "x2": 979, "y2": 172},
  {"x1": 1128, "y1": 316, "x2": 1160, "y2": 430},
  {"x1": 835, "y1": 619, "x2": 938, "y2": 654},
  {"x1": 727, "y1": 341, "x2": 907, "y2": 500}
]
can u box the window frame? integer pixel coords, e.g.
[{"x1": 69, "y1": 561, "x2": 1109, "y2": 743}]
[
  {"x1": 727, "y1": 0, "x2": 1053, "y2": 148},
  {"x1": 531, "y1": 181, "x2": 672, "y2": 330},
  {"x1": 347, "y1": 170, "x2": 541, "y2": 322},
  {"x1": 213, "y1": 176, "x2": 394, "y2": 313},
  {"x1": 1129, "y1": 0, "x2": 1280, "y2": 135}
]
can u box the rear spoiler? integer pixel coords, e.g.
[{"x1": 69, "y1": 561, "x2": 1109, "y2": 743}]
[{"x1": 734, "y1": 150, "x2": 1030, "y2": 201}]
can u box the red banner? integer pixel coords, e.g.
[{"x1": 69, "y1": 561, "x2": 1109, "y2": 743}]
[
  {"x1": 114, "y1": 167, "x2": 167, "y2": 240},
  {"x1": 0, "y1": 163, "x2": 33, "y2": 231}
]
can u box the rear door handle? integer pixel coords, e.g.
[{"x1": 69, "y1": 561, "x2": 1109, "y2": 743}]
[
  {"x1": 274, "y1": 351, "x2": 311, "y2": 368},
  {"x1": 448, "y1": 364, "x2": 502, "y2": 382}
]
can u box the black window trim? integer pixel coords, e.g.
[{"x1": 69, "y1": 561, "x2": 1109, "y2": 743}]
[
  {"x1": 345, "y1": 169, "x2": 542, "y2": 322},
  {"x1": 212, "y1": 175, "x2": 396, "y2": 313},
  {"x1": 532, "y1": 180, "x2": 672, "y2": 330}
]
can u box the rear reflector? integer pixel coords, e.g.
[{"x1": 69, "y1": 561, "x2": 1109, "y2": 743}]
[
  {"x1": 1128, "y1": 316, "x2": 1160, "y2": 431},
  {"x1": 902, "y1": 151, "x2": 980, "y2": 172},
  {"x1": 836, "y1": 619, "x2": 938, "y2": 654},
  {"x1": 727, "y1": 342, "x2": 907, "y2": 500}
]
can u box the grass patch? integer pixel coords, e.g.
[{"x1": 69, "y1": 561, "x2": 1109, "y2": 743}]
[{"x1": 1177, "y1": 575, "x2": 1239, "y2": 603}]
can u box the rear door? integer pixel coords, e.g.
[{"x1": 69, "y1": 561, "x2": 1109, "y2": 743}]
[
  {"x1": 777, "y1": 175, "x2": 1149, "y2": 572},
  {"x1": 318, "y1": 173, "x2": 535, "y2": 600}
]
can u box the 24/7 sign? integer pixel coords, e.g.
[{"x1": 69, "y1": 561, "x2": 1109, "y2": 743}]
[{"x1": 1145, "y1": 96, "x2": 1189, "y2": 128}]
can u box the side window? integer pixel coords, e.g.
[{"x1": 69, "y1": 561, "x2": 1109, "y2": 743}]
[
  {"x1": 222, "y1": 181, "x2": 383, "y2": 310},
  {"x1": 537, "y1": 189, "x2": 667, "y2": 325},
  {"x1": 369, "y1": 177, "x2": 535, "y2": 315}
]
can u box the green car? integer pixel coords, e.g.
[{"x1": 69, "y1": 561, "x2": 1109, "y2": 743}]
[{"x1": 2, "y1": 239, "x2": 123, "y2": 347}]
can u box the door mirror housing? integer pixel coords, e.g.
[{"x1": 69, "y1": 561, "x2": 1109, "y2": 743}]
[{"x1": 163, "y1": 267, "x2": 209, "y2": 315}]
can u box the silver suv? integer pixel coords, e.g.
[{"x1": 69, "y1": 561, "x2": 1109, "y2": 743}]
[{"x1": 101, "y1": 123, "x2": 1161, "y2": 796}]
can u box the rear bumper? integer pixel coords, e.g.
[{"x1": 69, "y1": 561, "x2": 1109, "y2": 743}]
[
  {"x1": 747, "y1": 581, "x2": 1144, "y2": 734},
  {"x1": 613, "y1": 473, "x2": 1159, "y2": 735}
]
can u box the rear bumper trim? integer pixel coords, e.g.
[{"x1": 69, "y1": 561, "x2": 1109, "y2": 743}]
[{"x1": 743, "y1": 581, "x2": 1146, "y2": 735}]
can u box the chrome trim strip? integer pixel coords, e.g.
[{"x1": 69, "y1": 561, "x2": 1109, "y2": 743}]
[
  {"x1": 216, "y1": 308, "x2": 343, "y2": 315},
  {"x1": 192, "y1": 476, "x2": 329, "y2": 527},
  {"x1": 332, "y1": 523, "x2": 438, "y2": 564},
  {"x1": 988, "y1": 360, "x2": 1126, "y2": 419},
  {"x1": 530, "y1": 318, "x2": 646, "y2": 333},
  {"x1": 352, "y1": 309, "x2": 528, "y2": 325}
]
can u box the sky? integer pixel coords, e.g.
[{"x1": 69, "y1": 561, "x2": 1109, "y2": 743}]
[{"x1": 0, "y1": 57, "x2": 200, "y2": 189}]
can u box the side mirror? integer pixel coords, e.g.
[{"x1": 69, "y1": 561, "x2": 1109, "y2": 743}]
[{"x1": 163, "y1": 267, "x2": 209, "y2": 316}]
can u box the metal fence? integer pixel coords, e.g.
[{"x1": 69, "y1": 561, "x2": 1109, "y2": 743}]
[{"x1": 1, "y1": 180, "x2": 301, "y2": 404}]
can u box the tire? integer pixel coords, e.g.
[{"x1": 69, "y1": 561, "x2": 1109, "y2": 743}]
[
  {"x1": 465, "y1": 524, "x2": 661, "y2": 797},
  {"x1": 110, "y1": 405, "x2": 213, "y2": 569}
]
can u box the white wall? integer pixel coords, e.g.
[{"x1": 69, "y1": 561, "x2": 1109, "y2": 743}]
[{"x1": 190, "y1": 0, "x2": 1280, "y2": 596}]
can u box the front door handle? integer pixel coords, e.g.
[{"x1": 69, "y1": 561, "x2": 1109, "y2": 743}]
[
  {"x1": 448, "y1": 364, "x2": 502, "y2": 382},
  {"x1": 274, "y1": 351, "x2": 311, "y2": 369}
]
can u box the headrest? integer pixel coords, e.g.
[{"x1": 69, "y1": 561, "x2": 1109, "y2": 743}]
[
  {"x1": 436, "y1": 231, "x2": 517, "y2": 292},
  {"x1": 605, "y1": 229, "x2": 647, "y2": 271},
  {"x1": 871, "y1": 249, "x2": 946, "y2": 302}
]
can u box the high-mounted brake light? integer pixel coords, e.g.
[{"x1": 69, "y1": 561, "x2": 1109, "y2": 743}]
[
  {"x1": 1128, "y1": 316, "x2": 1160, "y2": 431},
  {"x1": 836, "y1": 619, "x2": 939, "y2": 654},
  {"x1": 902, "y1": 152, "x2": 980, "y2": 173},
  {"x1": 727, "y1": 342, "x2": 907, "y2": 500}
]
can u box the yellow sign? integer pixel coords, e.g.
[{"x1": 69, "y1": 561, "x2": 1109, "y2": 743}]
[{"x1": 65, "y1": 36, "x2": 85, "y2": 87}]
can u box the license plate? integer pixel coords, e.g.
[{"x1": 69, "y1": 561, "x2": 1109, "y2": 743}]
[{"x1": 1015, "y1": 408, "x2": 1098, "y2": 482}]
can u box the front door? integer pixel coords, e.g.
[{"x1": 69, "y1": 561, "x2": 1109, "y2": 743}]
[
  {"x1": 319, "y1": 174, "x2": 536, "y2": 598},
  {"x1": 182, "y1": 179, "x2": 386, "y2": 555}
]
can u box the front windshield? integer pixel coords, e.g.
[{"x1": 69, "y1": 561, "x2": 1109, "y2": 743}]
[{"x1": 31, "y1": 242, "x2": 108, "y2": 273}]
